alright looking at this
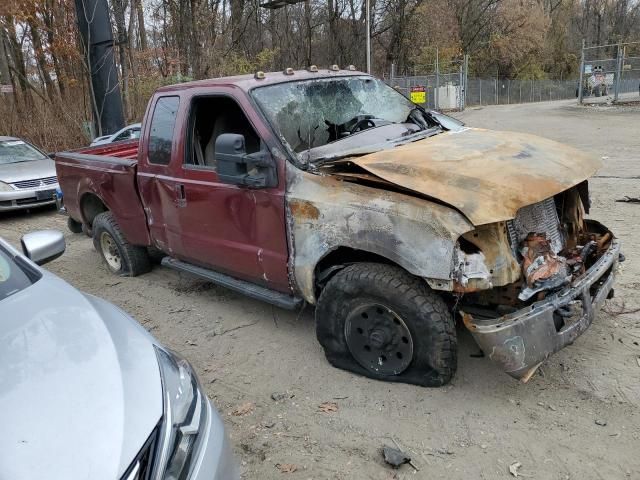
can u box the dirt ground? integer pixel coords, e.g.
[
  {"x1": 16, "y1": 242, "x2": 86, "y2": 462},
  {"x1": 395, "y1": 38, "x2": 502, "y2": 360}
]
[{"x1": 2, "y1": 98, "x2": 639, "y2": 479}]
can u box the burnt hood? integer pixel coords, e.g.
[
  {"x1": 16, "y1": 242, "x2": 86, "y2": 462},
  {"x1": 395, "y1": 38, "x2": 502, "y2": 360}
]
[{"x1": 351, "y1": 128, "x2": 601, "y2": 226}]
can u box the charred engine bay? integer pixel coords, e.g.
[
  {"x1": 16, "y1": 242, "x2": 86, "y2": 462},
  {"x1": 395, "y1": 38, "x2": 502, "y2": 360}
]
[{"x1": 457, "y1": 185, "x2": 614, "y2": 319}]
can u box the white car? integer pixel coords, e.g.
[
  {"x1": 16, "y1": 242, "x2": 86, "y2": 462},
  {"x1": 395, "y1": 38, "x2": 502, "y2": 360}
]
[{"x1": 90, "y1": 123, "x2": 142, "y2": 146}]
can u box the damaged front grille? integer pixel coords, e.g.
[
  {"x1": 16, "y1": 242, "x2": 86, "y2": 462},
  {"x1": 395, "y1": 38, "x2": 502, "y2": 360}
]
[{"x1": 507, "y1": 198, "x2": 563, "y2": 255}]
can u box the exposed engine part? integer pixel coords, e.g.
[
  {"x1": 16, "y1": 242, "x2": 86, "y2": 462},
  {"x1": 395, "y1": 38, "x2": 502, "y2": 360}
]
[
  {"x1": 507, "y1": 198, "x2": 563, "y2": 255},
  {"x1": 518, "y1": 233, "x2": 570, "y2": 301},
  {"x1": 455, "y1": 251, "x2": 492, "y2": 288}
]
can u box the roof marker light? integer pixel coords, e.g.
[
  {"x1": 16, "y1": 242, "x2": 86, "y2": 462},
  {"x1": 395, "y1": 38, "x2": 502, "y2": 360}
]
[
  {"x1": 347, "y1": 65, "x2": 356, "y2": 71},
  {"x1": 307, "y1": 65, "x2": 318, "y2": 72},
  {"x1": 254, "y1": 71, "x2": 266, "y2": 79},
  {"x1": 284, "y1": 68, "x2": 294, "y2": 75},
  {"x1": 330, "y1": 64, "x2": 340, "y2": 71}
]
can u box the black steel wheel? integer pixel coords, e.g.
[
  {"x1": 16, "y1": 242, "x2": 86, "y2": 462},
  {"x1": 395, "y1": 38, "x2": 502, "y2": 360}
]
[
  {"x1": 345, "y1": 303, "x2": 414, "y2": 375},
  {"x1": 316, "y1": 263, "x2": 457, "y2": 387}
]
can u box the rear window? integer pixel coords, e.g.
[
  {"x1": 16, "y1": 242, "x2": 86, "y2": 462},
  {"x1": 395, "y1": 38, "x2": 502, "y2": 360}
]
[
  {"x1": 0, "y1": 246, "x2": 36, "y2": 301},
  {"x1": 148, "y1": 97, "x2": 179, "y2": 165}
]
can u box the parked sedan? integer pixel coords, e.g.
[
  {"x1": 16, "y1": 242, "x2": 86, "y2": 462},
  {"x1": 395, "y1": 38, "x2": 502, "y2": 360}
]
[
  {"x1": 91, "y1": 123, "x2": 142, "y2": 146},
  {"x1": 0, "y1": 231, "x2": 238, "y2": 480},
  {"x1": 0, "y1": 136, "x2": 59, "y2": 211}
]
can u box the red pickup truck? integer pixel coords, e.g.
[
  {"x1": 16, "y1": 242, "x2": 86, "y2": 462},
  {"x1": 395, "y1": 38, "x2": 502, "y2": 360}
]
[{"x1": 56, "y1": 68, "x2": 620, "y2": 387}]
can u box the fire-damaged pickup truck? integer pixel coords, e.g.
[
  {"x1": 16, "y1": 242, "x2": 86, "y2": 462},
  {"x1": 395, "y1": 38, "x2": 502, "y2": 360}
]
[{"x1": 55, "y1": 68, "x2": 621, "y2": 387}]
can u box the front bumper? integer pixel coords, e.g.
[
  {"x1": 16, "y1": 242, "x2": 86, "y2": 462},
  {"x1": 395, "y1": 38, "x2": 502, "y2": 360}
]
[
  {"x1": 463, "y1": 237, "x2": 620, "y2": 380},
  {"x1": 0, "y1": 185, "x2": 59, "y2": 211},
  {"x1": 189, "y1": 399, "x2": 239, "y2": 480}
]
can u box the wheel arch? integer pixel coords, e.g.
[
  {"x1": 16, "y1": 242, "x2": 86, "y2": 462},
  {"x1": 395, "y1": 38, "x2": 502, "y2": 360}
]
[
  {"x1": 79, "y1": 192, "x2": 108, "y2": 227},
  {"x1": 311, "y1": 245, "x2": 427, "y2": 304}
]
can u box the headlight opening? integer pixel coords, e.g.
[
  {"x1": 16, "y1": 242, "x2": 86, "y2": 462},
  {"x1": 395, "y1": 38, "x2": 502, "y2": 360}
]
[{"x1": 153, "y1": 347, "x2": 207, "y2": 480}]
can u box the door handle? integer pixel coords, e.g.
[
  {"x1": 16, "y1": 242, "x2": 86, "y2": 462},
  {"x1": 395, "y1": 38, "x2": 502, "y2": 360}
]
[{"x1": 175, "y1": 183, "x2": 186, "y2": 207}]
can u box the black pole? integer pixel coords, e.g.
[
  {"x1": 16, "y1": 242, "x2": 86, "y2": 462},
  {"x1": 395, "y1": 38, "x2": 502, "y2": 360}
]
[{"x1": 75, "y1": 0, "x2": 125, "y2": 136}]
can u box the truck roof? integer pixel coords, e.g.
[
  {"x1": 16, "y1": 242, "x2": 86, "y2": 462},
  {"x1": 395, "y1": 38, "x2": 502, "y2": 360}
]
[{"x1": 155, "y1": 68, "x2": 369, "y2": 93}]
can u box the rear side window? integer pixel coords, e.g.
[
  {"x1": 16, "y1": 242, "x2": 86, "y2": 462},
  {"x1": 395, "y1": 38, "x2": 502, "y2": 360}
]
[{"x1": 148, "y1": 96, "x2": 179, "y2": 165}]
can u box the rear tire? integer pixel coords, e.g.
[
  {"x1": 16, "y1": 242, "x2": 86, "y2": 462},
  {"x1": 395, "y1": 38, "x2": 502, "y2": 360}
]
[
  {"x1": 92, "y1": 211, "x2": 151, "y2": 276},
  {"x1": 67, "y1": 217, "x2": 83, "y2": 234},
  {"x1": 315, "y1": 263, "x2": 457, "y2": 387},
  {"x1": 82, "y1": 222, "x2": 92, "y2": 238}
]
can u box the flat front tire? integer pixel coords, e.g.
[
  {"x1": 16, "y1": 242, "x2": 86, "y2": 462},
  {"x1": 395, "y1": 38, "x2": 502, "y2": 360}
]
[
  {"x1": 92, "y1": 211, "x2": 151, "y2": 276},
  {"x1": 315, "y1": 263, "x2": 457, "y2": 387}
]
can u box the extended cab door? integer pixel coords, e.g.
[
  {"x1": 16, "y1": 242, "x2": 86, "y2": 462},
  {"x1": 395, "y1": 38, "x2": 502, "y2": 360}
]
[{"x1": 139, "y1": 89, "x2": 290, "y2": 293}]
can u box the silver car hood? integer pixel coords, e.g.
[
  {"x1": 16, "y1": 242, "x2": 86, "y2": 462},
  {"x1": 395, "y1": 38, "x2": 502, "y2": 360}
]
[
  {"x1": 0, "y1": 270, "x2": 162, "y2": 480},
  {"x1": 0, "y1": 158, "x2": 57, "y2": 183}
]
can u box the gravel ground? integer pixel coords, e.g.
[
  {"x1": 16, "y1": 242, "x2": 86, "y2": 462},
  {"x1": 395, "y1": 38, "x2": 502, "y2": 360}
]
[{"x1": 1, "y1": 98, "x2": 639, "y2": 480}]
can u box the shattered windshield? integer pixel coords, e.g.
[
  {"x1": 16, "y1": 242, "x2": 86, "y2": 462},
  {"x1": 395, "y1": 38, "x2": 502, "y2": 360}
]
[
  {"x1": 252, "y1": 76, "x2": 417, "y2": 153},
  {"x1": 0, "y1": 140, "x2": 47, "y2": 165}
]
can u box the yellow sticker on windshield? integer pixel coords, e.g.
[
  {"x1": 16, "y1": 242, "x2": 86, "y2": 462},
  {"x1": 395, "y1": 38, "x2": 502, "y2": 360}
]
[{"x1": 410, "y1": 86, "x2": 426, "y2": 104}]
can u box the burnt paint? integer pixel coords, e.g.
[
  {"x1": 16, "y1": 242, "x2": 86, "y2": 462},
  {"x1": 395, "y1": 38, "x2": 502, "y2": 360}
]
[
  {"x1": 352, "y1": 128, "x2": 602, "y2": 226},
  {"x1": 285, "y1": 163, "x2": 475, "y2": 304}
]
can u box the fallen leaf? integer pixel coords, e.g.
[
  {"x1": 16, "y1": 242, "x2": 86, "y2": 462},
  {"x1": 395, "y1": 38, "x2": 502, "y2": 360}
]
[
  {"x1": 509, "y1": 461, "x2": 522, "y2": 477},
  {"x1": 276, "y1": 463, "x2": 297, "y2": 473},
  {"x1": 318, "y1": 401, "x2": 338, "y2": 413},
  {"x1": 231, "y1": 402, "x2": 255, "y2": 416}
]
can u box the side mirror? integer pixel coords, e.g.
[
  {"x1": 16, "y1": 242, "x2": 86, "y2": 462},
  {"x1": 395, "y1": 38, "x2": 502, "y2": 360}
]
[
  {"x1": 21, "y1": 230, "x2": 66, "y2": 266},
  {"x1": 48, "y1": 152, "x2": 56, "y2": 159},
  {"x1": 215, "y1": 134, "x2": 276, "y2": 188}
]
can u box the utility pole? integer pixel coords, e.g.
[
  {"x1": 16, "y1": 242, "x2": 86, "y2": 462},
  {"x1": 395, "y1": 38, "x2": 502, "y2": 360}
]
[
  {"x1": 578, "y1": 39, "x2": 585, "y2": 104},
  {"x1": 75, "y1": 0, "x2": 125, "y2": 136},
  {"x1": 366, "y1": 0, "x2": 371, "y2": 73}
]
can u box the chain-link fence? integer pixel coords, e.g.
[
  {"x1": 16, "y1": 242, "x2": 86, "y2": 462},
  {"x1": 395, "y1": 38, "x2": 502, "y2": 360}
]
[
  {"x1": 385, "y1": 56, "x2": 468, "y2": 111},
  {"x1": 579, "y1": 41, "x2": 640, "y2": 103},
  {"x1": 386, "y1": 41, "x2": 640, "y2": 111}
]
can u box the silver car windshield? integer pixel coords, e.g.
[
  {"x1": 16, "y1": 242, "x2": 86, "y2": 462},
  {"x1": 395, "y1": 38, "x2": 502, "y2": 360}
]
[
  {"x1": 252, "y1": 76, "x2": 416, "y2": 153},
  {"x1": 0, "y1": 246, "x2": 35, "y2": 301},
  {"x1": 0, "y1": 140, "x2": 47, "y2": 165}
]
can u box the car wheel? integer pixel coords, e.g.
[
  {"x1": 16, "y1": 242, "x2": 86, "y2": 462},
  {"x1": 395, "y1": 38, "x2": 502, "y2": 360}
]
[
  {"x1": 315, "y1": 263, "x2": 457, "y2": 387},
  {"x1": 67, "y1": 217, "x2": 83, "y2": 234},
  {"x1": 92, "y1": 211, "x2": 151, "y2": 276}
]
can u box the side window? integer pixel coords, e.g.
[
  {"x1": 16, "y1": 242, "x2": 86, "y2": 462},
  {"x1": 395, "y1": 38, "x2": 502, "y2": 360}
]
[
  {"x1": 148, "y1": 96, "x2": 179, "y2": 165},
  {"x1": 185, "y1": 96, "x2": 260, "y2": 170},
  {"x1": 114, "y1": 129, "x2": 131, "y2": 141}
]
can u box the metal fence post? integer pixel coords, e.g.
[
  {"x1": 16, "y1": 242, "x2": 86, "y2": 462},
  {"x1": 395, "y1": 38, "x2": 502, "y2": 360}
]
[
  {"x1": 479, "y1": 78, "x2": 482, "y2": 104},
  {"x1": 463, "y1": 54, "x2": 469, "y2": 110},
  {"x1": 578, "y1": 39, "x2": 585, "y2": 104},
  {"x1": 435, "y1": 47, "x2": 440, "y2": 110},
  {"x1": 614, "y1": 43, "x2": 622, "y2": 102}
]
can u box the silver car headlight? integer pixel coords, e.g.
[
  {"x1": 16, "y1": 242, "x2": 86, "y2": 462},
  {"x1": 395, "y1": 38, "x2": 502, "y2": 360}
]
[
  {"x1": 0, "y1": 181, "x2": 14, "y2": 192},
  {"x1": 153, "y1": 347, "x2": 207, "y2": 480}
]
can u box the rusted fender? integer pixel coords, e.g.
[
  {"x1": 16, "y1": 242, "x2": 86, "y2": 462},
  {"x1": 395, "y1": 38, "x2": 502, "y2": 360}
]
[
  {"x1": 285, "y1": 163, "x2": 474, "y2": 304},
  {"x1": 352, "y1": 128, "x2": 601, "y2": 226}
]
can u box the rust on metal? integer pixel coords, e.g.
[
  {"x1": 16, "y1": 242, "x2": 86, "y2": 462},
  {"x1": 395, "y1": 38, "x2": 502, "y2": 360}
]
[
  {"x1": 520, "y1": 233, "x2": 568, "y2": 289},
  {"x1": 351, "y1": 128, "x2": 602, "y2": 226},
  {"x1": 288, "y1": 199, "x2": 320, "y2": 220}
]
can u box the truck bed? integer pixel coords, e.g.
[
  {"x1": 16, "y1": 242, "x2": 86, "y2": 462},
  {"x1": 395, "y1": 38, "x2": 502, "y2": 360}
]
[
  {"x1": 71, "y1": 139, "x2": 140, "y2": 160},
  {"x1": 54, "y1": 139, "x2": 151, "y2": 246}
]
